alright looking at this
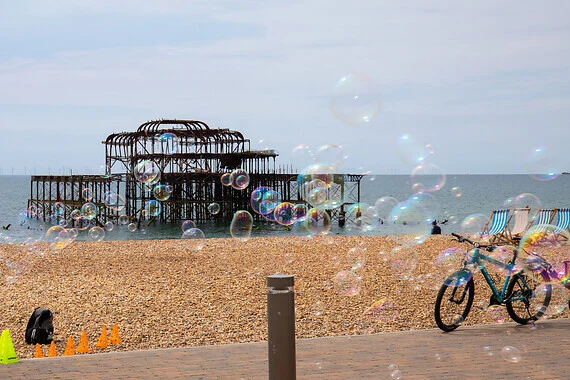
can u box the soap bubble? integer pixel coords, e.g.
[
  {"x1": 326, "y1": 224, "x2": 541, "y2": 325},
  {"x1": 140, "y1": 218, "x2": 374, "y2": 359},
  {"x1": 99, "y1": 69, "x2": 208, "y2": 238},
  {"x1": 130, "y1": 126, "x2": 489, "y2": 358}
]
[
  {"x1": 230, "y1": 169, "x2": 250, "y2": 190},
  {"x1": 181, "y1": 227, "x2": 206, "y2": 250},
  {"x1": 118, "y1": 214, "x2": 130, "y2": 225},
  {"x1": 487, "y1": 245, "x2": 522, "y2": 275},
  {"x1": 88, "y1": 226, "x2": 105, "y2": 242},
  {"x1": 346, "y1": 203, "x2": 379, "y2": 232},
  {"x1": 274, "y1": 202, "x2": 296, "y2": 226},
  {"x1": 81, "y1": 202, "x2": 98, "y2": 220},
  {"x1": 501, "y1": 346, "x2": 521, "y2": 363},
  {"x1": 450, "y1": 187, "x2": 462, "y2": 197},
  {"x1": 82, "y1": 188, "x2": 93, "y2": 201},
  {"x1": 330, "y1": 72, "x2": 381, "y2": 125},
  {"x1": 230, "y1": 210, "x2": 253, "y2": 240},
  {"x1": 181, "y1": 220, "x2": 196, "y2": 232},
  {"x1": 208, "y1": 203, "x2": 221, "y2": 215},
  {"x1": 158, "y1": 132, "x2": 180, "y2": 154},
  {"x1": 304, "y1": 208, "x2": 331, "y2": 236},
  {"x1": 434, "y1": 247, "x2": 467, "y2": 278},
  {"x1": 397, "y1": 134, "x2": 432, "y2": 165},
  {"x1": 153, "y1": 184, "x2": 171, "y2": 201},
  {"x1": 487, "y1": 305, "x2": 506, "y2": 323},
  {"x1": 388, "y1": 199, "x2": 431, "y2": 246},
  {"x1": 314, "y1": 144, "x2": 343, "y2": 169},
  {"x1": 407, "y1": 192, "x2": 441, "y2": 222},
  {"x1": 460, "y1": 213, "x2": 488, "y2": 240},
  {"x1": 389, "y1": 246, "x2": 418, "y2": 280},
  {"x1": 347, "y1": 246, "x2": 367, "y2": 271},
  {"x1": 333, "y1": 270, "x2": 361, "y2": 296},
  {"x1": 134, "y1": 160, "x2": 161, "y2": 184},
  {"x1": 104, "y1": 221, "x2": 114, "y2": 232},
  {"x1": 70, "y1": 209, "x2": 81, "y2": 221},
  {"x1": 145, "y1": 200, "x2": 162, "y2": 217},
  {"x1": 525, "y1": 146, "x2": 561, "y2": 181},
  {"x1": 220, "y1": 173, "x2": 231, "y2": 186},
  {"x1": 52, "y1": 202, "x2": 65, "y2": 216},
  {"x1": 410, "y1": 163, "x2": 446, "y2": 193},
  {"x1": 74, "y1": 216, "x2": 92, "y2": 231},
  {"x1": 104, "y1": 192, "x2": 126, "y2": 212},
  {"x1": 374, "y1": 196, "x2": 399, "y2": 222},
  {"x1": 513, "y1": 193, "x2": 541, "y2": 215},
  {"x1": 363, "y1": 299, "x2": 399, "y2": 323},
  {"x1": 291, "y1": 144, "x2": 314, "y2": 169}
]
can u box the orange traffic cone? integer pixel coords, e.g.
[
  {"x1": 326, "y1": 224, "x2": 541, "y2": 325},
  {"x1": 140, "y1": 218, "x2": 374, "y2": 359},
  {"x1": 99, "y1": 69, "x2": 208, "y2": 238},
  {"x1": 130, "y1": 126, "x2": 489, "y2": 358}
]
[
  {"x1": 94, "y1": 326, "x2": 108, "y2": 349},
  {"x1": 34, "y1": 343, "x2": 44, "y2": 358},
  {"x1": 63, "y1": 336, "x2": 75, "y2": 356},
  {"x1": 48, "y1": 341, "x2": 57, "y2": 357},
  {"x1": 109, "y1": 324, "x2": 121, "y2": 345},
  {"x1": 76, "y1": 331, "x2": 90, "y2": 354}
]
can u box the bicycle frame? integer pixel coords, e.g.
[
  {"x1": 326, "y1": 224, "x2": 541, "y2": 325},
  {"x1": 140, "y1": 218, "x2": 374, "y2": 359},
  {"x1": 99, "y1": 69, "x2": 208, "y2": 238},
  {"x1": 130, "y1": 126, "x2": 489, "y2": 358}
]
[{"x1": 449, "y1": 247, "x2": 519, "y2": 304}]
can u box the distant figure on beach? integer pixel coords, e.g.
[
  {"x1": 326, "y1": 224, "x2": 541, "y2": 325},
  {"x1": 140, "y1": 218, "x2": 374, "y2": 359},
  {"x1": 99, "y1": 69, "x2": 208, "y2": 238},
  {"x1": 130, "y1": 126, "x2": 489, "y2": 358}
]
[
  {"x1": 2, "y1": 224, "x2": 10, "y2": 230},
  {"x1": 431, "y1": 220, "x2": 441, "y2": 235}
]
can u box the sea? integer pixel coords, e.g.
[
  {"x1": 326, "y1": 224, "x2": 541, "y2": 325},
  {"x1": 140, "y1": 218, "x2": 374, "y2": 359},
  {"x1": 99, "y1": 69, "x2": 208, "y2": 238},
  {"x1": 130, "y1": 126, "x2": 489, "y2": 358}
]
[{"x1": 0, "y1": 174, "x2": 569, "y2": 243}]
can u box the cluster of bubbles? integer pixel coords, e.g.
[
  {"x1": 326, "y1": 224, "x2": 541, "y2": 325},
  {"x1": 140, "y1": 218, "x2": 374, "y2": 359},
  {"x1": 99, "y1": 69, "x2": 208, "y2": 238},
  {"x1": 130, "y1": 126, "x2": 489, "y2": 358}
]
[{"x1": 220, "y1": 169, "x2": 250, "y2": 190}]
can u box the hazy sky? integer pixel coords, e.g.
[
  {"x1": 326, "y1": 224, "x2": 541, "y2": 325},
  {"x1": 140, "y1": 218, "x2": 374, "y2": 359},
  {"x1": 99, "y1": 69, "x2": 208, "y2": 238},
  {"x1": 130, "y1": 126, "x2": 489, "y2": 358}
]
[{"x1": 1, "y1": 0, "x2": 569, "y2": 175}]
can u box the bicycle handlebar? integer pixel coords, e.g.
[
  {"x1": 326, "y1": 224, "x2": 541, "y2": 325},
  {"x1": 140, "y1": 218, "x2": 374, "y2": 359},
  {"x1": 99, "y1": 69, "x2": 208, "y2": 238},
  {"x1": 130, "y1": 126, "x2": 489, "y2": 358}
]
[{"x1": 451, "y1": 232, "x2": 495, "y2": 251}]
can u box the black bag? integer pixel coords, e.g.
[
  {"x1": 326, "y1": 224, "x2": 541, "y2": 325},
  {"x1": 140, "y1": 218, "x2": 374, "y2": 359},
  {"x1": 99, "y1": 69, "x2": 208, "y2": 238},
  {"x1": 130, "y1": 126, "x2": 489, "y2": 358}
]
[{"x1": 25, "y1": 307, "x2": 54, "y2": 345}]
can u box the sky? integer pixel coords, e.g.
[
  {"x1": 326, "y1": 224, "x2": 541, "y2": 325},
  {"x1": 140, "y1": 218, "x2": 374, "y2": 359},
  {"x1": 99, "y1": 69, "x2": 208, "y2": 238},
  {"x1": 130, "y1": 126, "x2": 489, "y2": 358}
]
[{"x1": 0, "y1": 0, "x2": 569, "y2": 175}]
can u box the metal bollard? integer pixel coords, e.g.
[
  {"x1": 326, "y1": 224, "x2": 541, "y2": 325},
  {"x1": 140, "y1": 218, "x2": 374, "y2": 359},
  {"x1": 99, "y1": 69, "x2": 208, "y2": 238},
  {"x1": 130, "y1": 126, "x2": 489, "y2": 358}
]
[{"x1": 267, "y1": 274, "x2": 296, "y2": 380}]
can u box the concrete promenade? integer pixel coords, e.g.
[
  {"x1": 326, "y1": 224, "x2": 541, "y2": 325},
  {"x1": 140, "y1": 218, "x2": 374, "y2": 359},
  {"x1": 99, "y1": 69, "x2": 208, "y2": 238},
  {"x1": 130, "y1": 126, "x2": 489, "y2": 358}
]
[{"x1": 1, "y1": 318, "x2": 568, "y2": 379}]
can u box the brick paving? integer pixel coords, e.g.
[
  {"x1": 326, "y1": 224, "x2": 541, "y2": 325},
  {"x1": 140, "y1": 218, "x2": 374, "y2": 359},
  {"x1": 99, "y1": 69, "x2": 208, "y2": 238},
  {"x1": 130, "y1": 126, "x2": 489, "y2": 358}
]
[{"x1": 1, "y1": 318, "x2": 568, "y2": 379}]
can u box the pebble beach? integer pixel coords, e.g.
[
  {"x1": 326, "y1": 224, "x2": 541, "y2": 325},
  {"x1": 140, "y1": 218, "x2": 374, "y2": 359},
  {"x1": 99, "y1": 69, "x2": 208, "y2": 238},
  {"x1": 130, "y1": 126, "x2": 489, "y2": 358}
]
[{"x1": 2, "y1": 234, "x2": 568, "y2": 359}]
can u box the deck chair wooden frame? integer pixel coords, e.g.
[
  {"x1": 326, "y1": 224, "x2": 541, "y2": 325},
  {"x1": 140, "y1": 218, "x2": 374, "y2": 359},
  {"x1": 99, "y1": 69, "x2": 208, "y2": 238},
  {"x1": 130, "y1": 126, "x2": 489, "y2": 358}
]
[{"x1": 480, "y1": 209, "x2": 511, "y2": 245}]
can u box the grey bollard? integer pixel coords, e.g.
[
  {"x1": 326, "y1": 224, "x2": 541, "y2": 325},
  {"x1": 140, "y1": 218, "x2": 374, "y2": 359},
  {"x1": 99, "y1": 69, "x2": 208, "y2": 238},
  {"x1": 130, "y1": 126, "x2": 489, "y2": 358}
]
[{"x1": 267, "y1": 274, "x2": 296, "y2": 380}]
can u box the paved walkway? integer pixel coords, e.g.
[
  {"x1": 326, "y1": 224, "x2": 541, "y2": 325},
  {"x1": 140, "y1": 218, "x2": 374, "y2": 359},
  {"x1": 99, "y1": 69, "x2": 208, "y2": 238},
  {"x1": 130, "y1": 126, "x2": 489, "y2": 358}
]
[{"x1": 1, "y1": 318, "x2": 568, "y2": 379}]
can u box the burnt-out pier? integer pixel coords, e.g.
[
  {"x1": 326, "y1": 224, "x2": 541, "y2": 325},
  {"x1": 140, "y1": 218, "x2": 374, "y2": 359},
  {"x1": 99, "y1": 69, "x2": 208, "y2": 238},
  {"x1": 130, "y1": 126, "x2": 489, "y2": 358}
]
[{"x1": 28, "y1": 119, "x2": 362, "y2": 226}]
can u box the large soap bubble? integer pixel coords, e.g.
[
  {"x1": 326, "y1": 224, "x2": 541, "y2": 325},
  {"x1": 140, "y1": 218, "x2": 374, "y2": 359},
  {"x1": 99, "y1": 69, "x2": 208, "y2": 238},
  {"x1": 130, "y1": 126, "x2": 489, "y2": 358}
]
[
  {"x1": 374, "y1": 196, "x2": 399, "y2": 222},
  {"x1": 330, "y1": 72, "x2": 381, "y2": 125},
  {"x1": 525, "y1": 146, "x2": 561, "y2": 182},
  {"x1": 397, "y1": 134, "x2": 433, "y2": 166},
  {"x1": 410, "y1": 163, "x2": 446, "y2": 193},
  {"x1": 388, "y1": 199, "x2": 431, "y2": 246}
]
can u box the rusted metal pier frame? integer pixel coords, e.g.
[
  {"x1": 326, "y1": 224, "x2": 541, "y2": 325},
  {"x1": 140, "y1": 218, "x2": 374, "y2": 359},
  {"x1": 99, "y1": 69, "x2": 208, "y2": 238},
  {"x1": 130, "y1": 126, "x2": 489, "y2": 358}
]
[{"x1": 28, "y1": 119, "x2": 363, "y2": 225}]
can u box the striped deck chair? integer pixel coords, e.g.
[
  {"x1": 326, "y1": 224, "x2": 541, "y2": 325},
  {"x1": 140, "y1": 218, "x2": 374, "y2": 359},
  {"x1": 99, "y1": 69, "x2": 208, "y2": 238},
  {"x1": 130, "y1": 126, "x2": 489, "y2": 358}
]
[
  {"x1": 553, "y1": 208, "x2": 570, "y2": 240},
  {"x1": 509, "y1": 208, "x2": 531, "y2": 243},
  {"x1": 480, "y1": 209, "x2": 510, "y2": 244},
  {"x1": 527, "y1": 209, "x2": 556, "y2": 232}
]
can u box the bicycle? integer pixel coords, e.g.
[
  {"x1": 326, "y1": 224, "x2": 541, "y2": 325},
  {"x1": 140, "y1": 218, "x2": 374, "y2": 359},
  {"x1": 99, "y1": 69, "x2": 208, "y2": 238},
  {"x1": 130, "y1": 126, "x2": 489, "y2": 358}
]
[{"x1": 434, "y1": 232, "x2": 552, "y2": 332}]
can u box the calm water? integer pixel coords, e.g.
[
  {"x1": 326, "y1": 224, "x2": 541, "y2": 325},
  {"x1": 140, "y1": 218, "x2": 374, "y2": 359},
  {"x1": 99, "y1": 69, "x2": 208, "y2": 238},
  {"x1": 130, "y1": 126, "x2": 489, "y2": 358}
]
[{"x1": 1, "y1": 175, "x2": 569, "y2": 243}]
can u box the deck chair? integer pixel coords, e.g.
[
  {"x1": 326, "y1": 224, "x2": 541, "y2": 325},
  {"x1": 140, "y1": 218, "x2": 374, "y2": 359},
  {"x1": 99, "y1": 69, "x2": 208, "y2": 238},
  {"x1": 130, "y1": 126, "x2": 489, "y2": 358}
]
[
  {"x1": 527, "y1": 209, "x2": 556, "y2": 232},
  {"x1": 552, "y1": 208, "x2": 570, "y2": 240},
  {"x1": 509, "y1": 208, "x2": 531, "y2": 243},
  {"x1": 480, "y1": 209, "x2": 511, "y2": 244}
]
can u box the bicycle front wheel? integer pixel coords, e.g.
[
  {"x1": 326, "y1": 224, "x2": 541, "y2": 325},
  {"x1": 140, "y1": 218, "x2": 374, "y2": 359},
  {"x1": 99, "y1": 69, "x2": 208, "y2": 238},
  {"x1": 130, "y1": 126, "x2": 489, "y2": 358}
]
[
  {"x1": 434, "y1": 278, "x2": 475, "y2": 332},
  {"x1": 505, "y1": 273, "x2": 551, "y2": 324}
]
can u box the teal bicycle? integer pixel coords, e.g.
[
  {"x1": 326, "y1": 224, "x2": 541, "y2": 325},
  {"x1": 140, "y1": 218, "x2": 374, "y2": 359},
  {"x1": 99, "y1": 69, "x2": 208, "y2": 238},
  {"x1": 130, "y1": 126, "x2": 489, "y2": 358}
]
[{"x1": 434, "y1": 233, "x2": 552, "y2": 332}]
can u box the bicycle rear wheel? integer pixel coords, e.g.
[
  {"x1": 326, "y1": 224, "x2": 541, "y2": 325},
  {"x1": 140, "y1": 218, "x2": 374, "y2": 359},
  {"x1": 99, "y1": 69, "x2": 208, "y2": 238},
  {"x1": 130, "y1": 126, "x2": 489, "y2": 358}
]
[
  {"x1": 434, "y1": 278, "x2": 474, "y2": 332},
  {"x1": 505, "y1": 273, "x2": 551, "y2": 324}
]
